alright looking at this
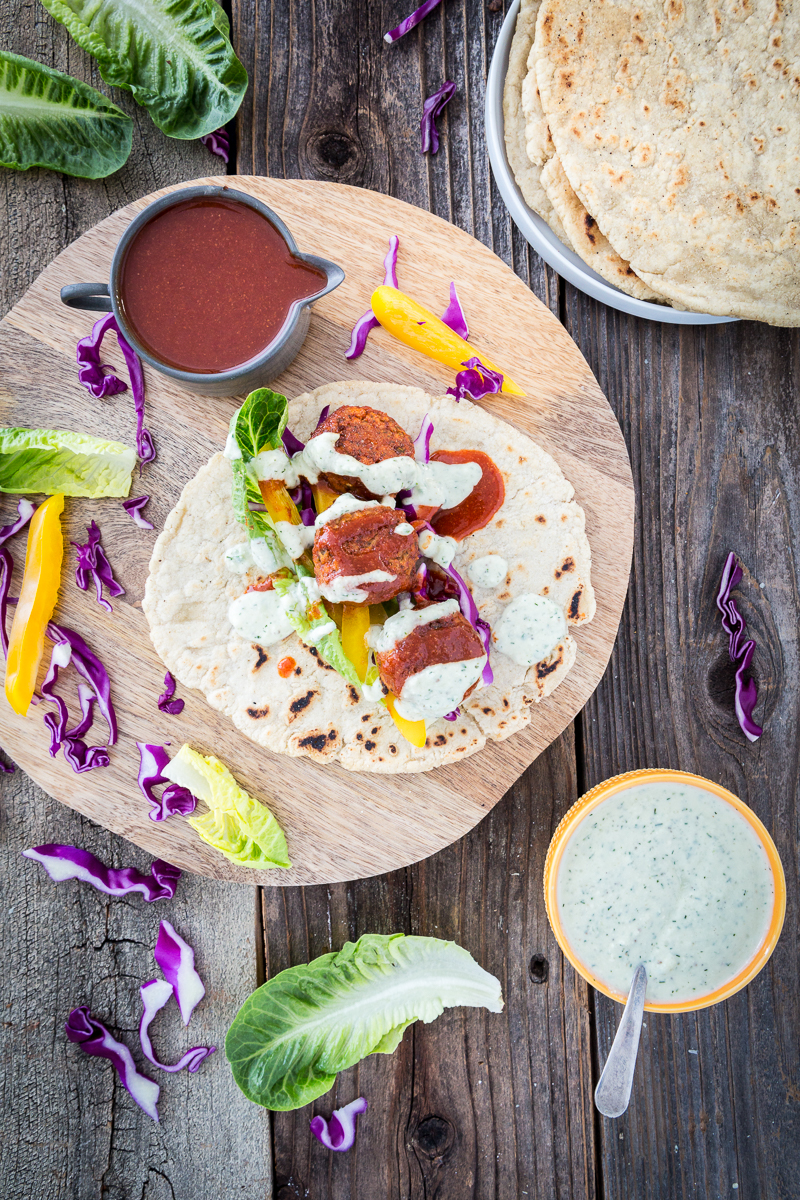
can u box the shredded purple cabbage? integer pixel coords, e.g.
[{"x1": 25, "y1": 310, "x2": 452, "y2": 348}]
[
  {"x1": 199, "y1": 126, "x2": 230, "y2": 163},
  {"x1": 396, "y1": 489, "x2": 417, "y2": 521},
  {"x1": 122, "y1": 495, "x2": 154, "y2": 530},
  {"x1": 345, "y1": 236, "x2": 400, "y2": 360},
  {"x1": 40, "y1": 624, "x2": 117, "y2": 772},
  {"x1": 310, "y1": 1096, "x2": 368, "y2": 1151},
  {"x1": 154, "y1": 919, "x2": 206, "y2": 1026},
  {"x1": 282, "y1": 427, "x2": 305, "y2": 455},
  {"x1": 443, "y1": 710, "x2": 459, "y2": 721},
  {"x1": 0, "y1": 756, "x2": 15, "y2": 774},
  {"x1": 441, "y1": 282, "x2": 469, "y2": 340},
  {"x1": 157, "y1": 671, "x2": 185, "y2": 716},
  {"x1": 421, "y1": 80, "x2": 455, "y2": 155},
  {"x1": 66, "y1": 1006, "x2": 160, "y2": 1121},
  {"x1": 139, "y1": 978, "x2": 215, "y2": 1073},
  {"x1": 22, "y1": 844, "x2": 180, "y2": 901},
  {"x1": 0, "y1": 498, "x2": 35, "y2": 547},
  {"x1": 413, "y1": 413, "x2": 434, "y2": 464},
  {"x1": 136, "y1": 742, "x2": 197, "y2": 821},
  {"x1": 76, "y1": 314, "x2": 155, "y2": 463},
  {"x1": 384, "y1": 0, "x2": 443, "y2": 42},
  {"x1": 73, "y1": 520, "x2": 125, "y2": 613},
  {"x1": 447, "y1": 357, "x2": 504, "y2": 403},
  {"x1": 716, "y1": 552, "x2": 762, "y2": 742},
  {"x1": 47, "y1": 621, "x2": 117, "y2": 745},
  {"x1": 314, "y1": 404, "x2": 331, "y2": 431},
  {"x1": 0, "y1": 547, "x2": 12, "y2": 659}
]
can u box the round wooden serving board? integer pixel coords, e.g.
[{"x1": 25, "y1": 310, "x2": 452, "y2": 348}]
[{"x1": 0, "y1": 177, "x2": 633, "y2": 886}]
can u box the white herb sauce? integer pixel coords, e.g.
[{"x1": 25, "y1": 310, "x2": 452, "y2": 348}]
[
  {"x1": 493, "y1": 593, "x2": 566, "y2": 666},
  {"x1": 303, "y1": 432, "x2": 418, "y2": 495},
  {"x1": 228, "y1": 591, "x2": 294, "y2": 646},
  {"x1": 313, "y1": 493, "x2": 389, "y2": 528},
  {"x1": 468, "y1": 555, "x2": 508, "y2": 589},
  {"x1": 395, "y1": 655, "x2": 486, "y2": 722},
  {"x1": 223, "y1": 432, "x2": 242, "y2": 460},
  {"x1": 418, "y1": 527, "x2": 457, "y2": 569},
  {"x1": 557, "y1": 782, "x2": 775, "y2": 1003},
  {"x1": 251, "y1": 448, "x2": 298, "y2": 487},
  {"x1": 275, "y1": 520, "x2": 315, "y2": 560},
  {"x1": 250, "y1": 537, "x2": 285, "y2": 575},
  {"x1": 421, "y1": 459, "x2": 482, "y2": 510},
  {"x1": 366, "y1": 599, "x2": 460, "y2": 653},
  {"x1": 224, "y1": 542, "x2": 254, "y2": 573},
  {"x1": 318, "y1": 570, "x2": 396, "y2": 604}
]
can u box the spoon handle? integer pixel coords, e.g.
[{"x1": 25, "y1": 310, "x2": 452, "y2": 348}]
[{"x1": 594, "y1": 963, "x2": 647, "y2": 1118}]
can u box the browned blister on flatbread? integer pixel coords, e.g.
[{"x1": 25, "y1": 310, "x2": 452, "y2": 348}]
[{"x1": 143, "y1": 382, "x2": 595, "y2": 773}]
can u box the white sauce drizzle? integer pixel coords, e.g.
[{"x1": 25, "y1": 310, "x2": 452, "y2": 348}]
[
  {"x1": 223, "y1": 432, "x2": 242, "y2": 460},
  {"x1": 224, "y1": 542, "x2": 253, "y2": 573},
  {"x1": 556, "y1": 782, "x2": 776, "y2": 1003},
  {"x1": 395, "y1": 522, "x2": 414, "y2": 536},
  {"x1": 303, "y1": 431, "x2": 418, "y2": 495},
  {"x1": 313, "y1": 493, "x2": 389, "y2": 528},
  {"x1": 493, "y1": 593, "x2": 566, "y2": 666},
  {"x1": 250, "y1": 538, "x2": 285, "y2": 575},
  {"x1": 418, "y1": 527, "x2": 457, "y2": 569},
  {"x1": 304, "y1": 620, "x2": 336, "y2": 645},
  {"x1": 251, "y1": 448, "x2": 299, "y2": 487},
  {"x1": 468, "y1": 554, "x2": 508, "y2": 589},
  {"x1": 275, "y1": 520, "x2": 315, "y2": 560},
  {"x1": 366, "y1": 599, "x2": 460, "y2": 653},
  {"x1": 318, "y1": 570, "x2": 396, "y2": 604},
  {"x1": 395, "y1": 655, "x2": 486, "y2": 722},
  {"x1": 228, "y1": 591, "x2": 295, "y2": 646}
]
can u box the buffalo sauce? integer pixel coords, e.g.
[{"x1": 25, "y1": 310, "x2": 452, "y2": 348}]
[
  {"x1": 429, "y1": 450, "x2": 504, "y2": 540},
  {"x1": 117, "y1": 197, "x2": 326, "y2": 373},
  {"x1": 277, "y1": 656, "x2": 296, "y2": 678}
]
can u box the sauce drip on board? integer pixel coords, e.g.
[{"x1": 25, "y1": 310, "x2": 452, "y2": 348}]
[
  {"x1": 429, "y1": 450, "x2": 504, "y2": 540},
  {"x1": 117, "y1": 197, "x2": 326, "y2": 373}
]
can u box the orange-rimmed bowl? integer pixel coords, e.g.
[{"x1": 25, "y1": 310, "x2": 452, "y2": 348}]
[{"x1": 543, "y1": 768, "x2": 786, "y2": 1014}]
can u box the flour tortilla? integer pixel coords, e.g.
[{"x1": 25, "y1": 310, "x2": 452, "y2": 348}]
[
  {"x1": 144, "y1": 382, "x2": 595, "y2": 774},
  {"x1": 535, "y1": 0, "x2": 800, "y2": 325},
  {"x1": 503, "y1": 0, "x2": 573, "y2": 247},
  {"x1": 540, "y1": 156, "x2": 665, "y2": 302}
]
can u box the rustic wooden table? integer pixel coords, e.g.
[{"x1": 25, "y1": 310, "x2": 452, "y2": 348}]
[{"x1": 1, "y1": 2, "x2": 798, "y2": 1198}]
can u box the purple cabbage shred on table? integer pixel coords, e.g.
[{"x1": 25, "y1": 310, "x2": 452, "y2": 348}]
[
  {"x1": 716, "y1": 551, "x2": 763, "y2": 742},
  {"x1": 199, "y1": 126, "x2": 230, "y2": 163},
  {"x1": 73, "y1": 520, "x2": 125, "y2": 613},
  {"x1": 384, "y1": 0, "x2": 443, "y2": 43},
  {"x1": 310, "y1": 1096, "x2": 368, "y2": 1151},
  {"x1": 122, "y1": 495, "x2": 154, "y2": 529},
  {"x1": 447, "y1": 357, "x2": 504, "y2": 403},
  {"x1": 420, "y1": 80, "x2": 455, "y2": 155},
  {"x1": 41, "y1": 622, "x2": 118, "y2": 773},
  {"x1": 76, "y1": 313, "x2": 156, "y2": 463},
  {"x1": 137, "y1": 742, "x2": 197, "y2": 821},
  {"x1": 346, "y1": 236, "x2": 399, "y2": 359},
  {"x1": 21, "y1": 844, "x2": 181, "y2": 901},
  {"x1": 440, "y1": 282, "x2": 469, "y2": 340},
  {"x1": 65, "y1": 1006, "x2": 161, "y2": 1122},
  {"x1": 157, "y1": 671, "x2": 185, "y2": 716}
]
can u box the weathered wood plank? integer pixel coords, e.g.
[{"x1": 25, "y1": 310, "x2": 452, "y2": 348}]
[
  {"x1": 236, "y1": 2, "x2": 596, "y2": 1196},
  {"x1": 0, "y1": 4, "x2": 273, "y2": 1197},
  {"x1": 566, "y1": 288, "x2": 800, "y2": 1199}
]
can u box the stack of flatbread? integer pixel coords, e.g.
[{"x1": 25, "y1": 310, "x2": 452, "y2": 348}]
[{"x1": 503, "y1": 0, "x2": 800, "y2": 325}]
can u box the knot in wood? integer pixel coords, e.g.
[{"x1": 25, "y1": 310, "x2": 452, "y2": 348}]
[
  {"x1": 414, "y1": 1115, "x2": 454, "y2": 1158},
  {"x1": 274, "y1": 1176, "x2": 308, "y2": 1200},
  {"x1": 529, "y1": 954, "x2": 549, "y2": 984},
  {"x1": 304, "y1": 130, "x2": 363, "y2": 182}
]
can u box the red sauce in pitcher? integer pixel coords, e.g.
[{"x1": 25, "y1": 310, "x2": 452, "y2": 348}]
[{"x1": 117, "y1": 196, "x2": 326, "y2": 373}]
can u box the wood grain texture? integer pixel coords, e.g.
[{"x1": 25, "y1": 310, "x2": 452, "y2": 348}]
[
  {"x1": 566, "y1": 291, "x2": 800, "y2": 1198},
  {"x1": 0, "y1": 176, "x2": 633, "y2": 885}
]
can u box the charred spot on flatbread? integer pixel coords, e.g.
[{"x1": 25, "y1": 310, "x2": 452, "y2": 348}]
[
  {"x1": 554, "y1": 557, "x2": 575, "y2": 579},
  {"x1": 434, "y1": 734, "x2": 447, "y2": 746},
  {"x1": 246, "y1": 704, "x2": 270, "y2": 719},
  {"x1": 291, "y1": 727, "x2": 341, "y2": 758},
  {"x1": 288, "y1": 688, "x2": 319, "y2": 722},
  {"x1": 347, "y1": 684, "x2": 360, "y2": 704},
  {"x1": 252, "y1": 646, "x2": 269, "y2": 670},
  {"x1": 536, "y1": 514, "x2": 547, "y2": 524},
  {"x1": 569, "y1": 587, "x2": 584, "y2": 621},
  {"x1": 536, "y1": 646, "x2": 565, "y2": 680},
  {"x1": 364, "y1": 740, "x2": 376, "y2": 751}
]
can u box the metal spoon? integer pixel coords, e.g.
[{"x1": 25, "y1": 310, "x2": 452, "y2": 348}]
[{"x1": 594, "y1": 963, "x2": 647, "y2": 1118}]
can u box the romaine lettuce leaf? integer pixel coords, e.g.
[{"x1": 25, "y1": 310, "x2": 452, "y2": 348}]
[
  {"x1": 163, "y1": 744, "x2": 290, "y2": 870},
  {"x1": 0, "y1": 50, "x2": 132, "y2": 179},
  {"x1": 232, "y1": 388, "x2": 289, "y2": 461},
  {"x1": 273, "y1": 573, "x2": 361, "y2": 688},
  {"x1": 39, "y1": 0, "x2": 248, "y2": 140},
  {"x1": 0, "y1": 427, "x2": 135, "y2": 496},
  {"x1": 225, "y1": 933, "x2": 504, "y2": 1110}
]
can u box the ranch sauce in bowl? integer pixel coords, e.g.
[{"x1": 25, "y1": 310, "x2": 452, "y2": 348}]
[{"x1": 544, "y1": 770, "x2": 786, "y2": 1012}]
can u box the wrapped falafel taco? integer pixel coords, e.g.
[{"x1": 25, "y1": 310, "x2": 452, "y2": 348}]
[{"x1": 143, "y1": 381, "x2": 595, "y2": 773}]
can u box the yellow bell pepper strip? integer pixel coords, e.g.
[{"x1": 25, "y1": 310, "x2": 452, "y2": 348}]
[
  {"x1": 259, "y1": 479, "x2": 301, "y2": 526},
  {"x1": 328, "y1": 602, "x2": 344, "y2": 631},
  {"x1": 385, "y1": 693, "x2": 427, "y2": 748},
  {"x1": 311, "y1": 481, "x2": 339, "y2": 515},
  {"x1": 370, "y1": 285, "x2": 524, "y2": 396},
  {"x1": 341, "y1": 603, "x2": 371, "y2": 681},
  {"x1": 4, "y1": 493, "x2": 65, "y2": 716}
]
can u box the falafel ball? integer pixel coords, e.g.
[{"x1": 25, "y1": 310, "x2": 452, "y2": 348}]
[
  {"x1": 309, "y1": 405, "x2": 415, "y2": 500},
  {"x1": 375, "y1": 610, "x2": 485, "y2": 700},
  {"x1": 313, "y1": 506, "x2": 418, "y2": 604}
]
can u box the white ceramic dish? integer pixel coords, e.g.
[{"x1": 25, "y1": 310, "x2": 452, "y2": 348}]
[{"x1": 485, "y1": 0, "x2": 736, "y2": 325}]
